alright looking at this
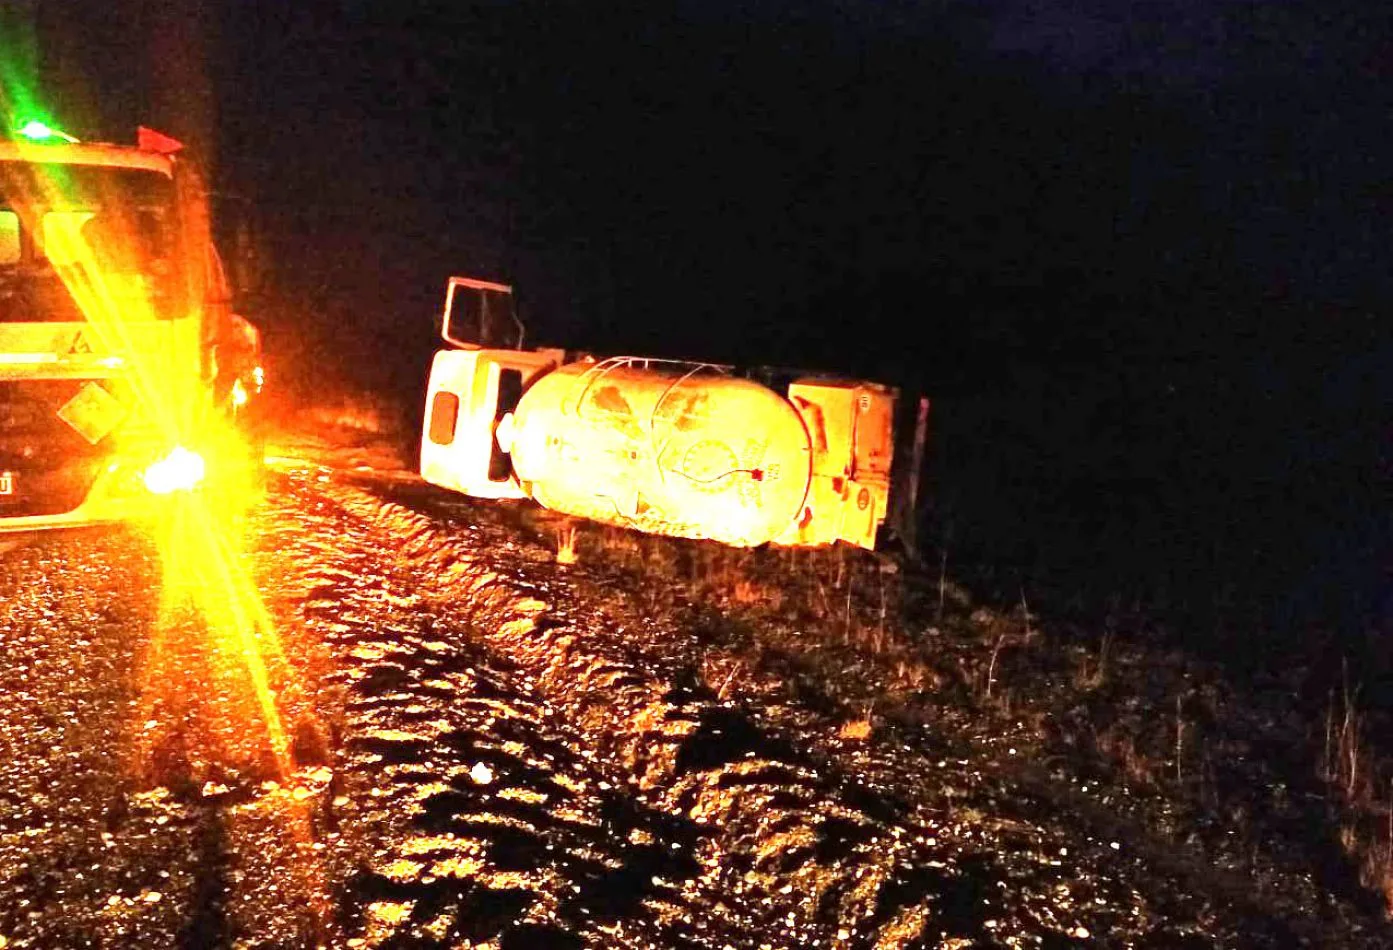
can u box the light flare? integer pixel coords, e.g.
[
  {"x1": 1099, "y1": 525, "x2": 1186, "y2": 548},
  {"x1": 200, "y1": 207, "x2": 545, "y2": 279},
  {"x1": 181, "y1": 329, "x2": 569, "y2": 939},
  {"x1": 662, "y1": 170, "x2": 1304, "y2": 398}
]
[
  {"x1": 141, "y1": 445, "x2": 205, "y2": 494},
  {"x1": 15, "y1": 118, "x2": 77, "y2": 143},
  {"x1": 148, "y1": 491, "x2": 292, "y2": 771},
  {"x1": 2, "y1": 64, "x2": 331, "y2": 937},
  {"x1": 0, "y1": 127, "x2": 295, "y2": 779}
]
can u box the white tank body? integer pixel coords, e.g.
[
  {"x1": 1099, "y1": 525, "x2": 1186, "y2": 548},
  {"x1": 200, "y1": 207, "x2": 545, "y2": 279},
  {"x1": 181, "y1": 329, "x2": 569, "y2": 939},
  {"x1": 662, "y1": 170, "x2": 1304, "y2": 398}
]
[{"x1": 505, "y1": 358, "x2": 813, "y2": 547}]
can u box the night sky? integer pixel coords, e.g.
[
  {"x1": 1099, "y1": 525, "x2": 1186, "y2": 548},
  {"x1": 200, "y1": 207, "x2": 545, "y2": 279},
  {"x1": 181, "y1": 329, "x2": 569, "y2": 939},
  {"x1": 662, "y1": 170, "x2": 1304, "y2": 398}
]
[
  {"x1": 23, "y1": 0, "x2": 1392, "y2": 642},
  {"x1": 32, "y1": 2, "x2": 1392, "y2": 354},
  {"x1": 221, "y1": 3, "x2": 1393, "y2": 332}
]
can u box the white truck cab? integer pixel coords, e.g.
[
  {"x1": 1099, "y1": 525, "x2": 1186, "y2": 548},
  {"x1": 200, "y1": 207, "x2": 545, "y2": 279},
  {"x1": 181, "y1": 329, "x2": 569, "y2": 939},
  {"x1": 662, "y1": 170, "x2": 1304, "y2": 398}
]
[{"x1": 0, "y1": 124, "x2": 262, "y2": 531}]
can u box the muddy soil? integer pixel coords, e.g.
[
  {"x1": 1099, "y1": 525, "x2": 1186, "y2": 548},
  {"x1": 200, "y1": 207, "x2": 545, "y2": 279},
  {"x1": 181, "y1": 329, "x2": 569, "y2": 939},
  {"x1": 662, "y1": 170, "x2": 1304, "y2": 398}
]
[{"x1": 0, "y1": 445, "x2": 1387, "y2": 948}]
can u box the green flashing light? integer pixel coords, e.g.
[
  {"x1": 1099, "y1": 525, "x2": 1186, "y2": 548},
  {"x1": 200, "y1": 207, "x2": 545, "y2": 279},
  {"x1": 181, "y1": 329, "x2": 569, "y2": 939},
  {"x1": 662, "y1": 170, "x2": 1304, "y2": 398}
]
[{"x1": 15, "y1": 119, "x2": 78, "y2": 143}]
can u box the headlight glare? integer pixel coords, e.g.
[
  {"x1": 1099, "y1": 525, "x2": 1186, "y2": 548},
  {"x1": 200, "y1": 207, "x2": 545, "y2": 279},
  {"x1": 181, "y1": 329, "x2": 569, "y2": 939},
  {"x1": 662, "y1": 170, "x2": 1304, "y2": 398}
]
[{"x1": 142, "y1": 446, "x2": 206, "y2": 495}]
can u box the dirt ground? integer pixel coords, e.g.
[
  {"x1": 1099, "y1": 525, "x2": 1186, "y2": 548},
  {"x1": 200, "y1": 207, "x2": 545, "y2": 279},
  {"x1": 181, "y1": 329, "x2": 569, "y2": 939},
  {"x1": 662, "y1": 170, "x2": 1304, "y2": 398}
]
[{"x1": 0, "y1": 426, "x2": 1387, "y2": 948}]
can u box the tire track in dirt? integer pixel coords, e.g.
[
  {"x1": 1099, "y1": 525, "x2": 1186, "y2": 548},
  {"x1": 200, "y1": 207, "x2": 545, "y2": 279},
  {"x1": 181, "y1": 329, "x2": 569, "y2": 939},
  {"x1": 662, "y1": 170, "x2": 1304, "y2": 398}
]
[
  {"x1": 319, "y1": 472, "x2": 1385, "y2": 948},
  {"x1": 262, "y1": 477, "x2": 753, "y2": 948},
  {"x1": 306, "y1": 473, "x2": 1104, "y2": 948}
]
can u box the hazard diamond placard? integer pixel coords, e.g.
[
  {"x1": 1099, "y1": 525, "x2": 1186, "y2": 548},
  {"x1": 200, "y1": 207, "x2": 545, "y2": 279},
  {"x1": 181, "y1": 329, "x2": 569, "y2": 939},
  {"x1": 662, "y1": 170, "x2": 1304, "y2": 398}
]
[{"x1": 57, "y1": 382, "x2": 127, "y2": 445}]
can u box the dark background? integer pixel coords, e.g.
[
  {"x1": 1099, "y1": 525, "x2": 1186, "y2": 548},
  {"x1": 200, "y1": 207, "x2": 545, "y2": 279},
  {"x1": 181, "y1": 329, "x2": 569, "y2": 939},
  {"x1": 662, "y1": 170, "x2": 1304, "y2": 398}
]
[{"x1": 14, "y1": 0, "x2": 1391, "y2": 667}]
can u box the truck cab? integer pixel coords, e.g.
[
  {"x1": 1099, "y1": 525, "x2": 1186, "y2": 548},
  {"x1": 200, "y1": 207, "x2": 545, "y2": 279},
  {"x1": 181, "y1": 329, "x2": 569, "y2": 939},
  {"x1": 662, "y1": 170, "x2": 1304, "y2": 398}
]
[{"x1": 0, "y1": 125, "x2": 262, "y2": 531}]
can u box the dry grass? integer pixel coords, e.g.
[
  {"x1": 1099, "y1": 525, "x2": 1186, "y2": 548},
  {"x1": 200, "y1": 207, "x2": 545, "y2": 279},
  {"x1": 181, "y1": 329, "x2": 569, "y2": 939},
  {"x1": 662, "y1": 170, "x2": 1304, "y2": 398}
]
[
  {"x1": 1093, "y1": 724, "x2": 1162, "y2": 789},
  {"x1": 838, "y1": 715, "x2": 874, "y2": 742},
  {"x1": 301, "y1": 390, "x2": 395, "y2": 436},
  {"x1": 564, "y1": 515, "x2": 1393, "y2": 918},
  {"x1": 1320, "y1": 670, "x2": 1393, "y2": 914},
  {"x1": 554, "y1": 524, "x2": 579, "y2": 565},
  {"x1": 1073, "y1": 625, "x2": 1115, "y2": 690}
]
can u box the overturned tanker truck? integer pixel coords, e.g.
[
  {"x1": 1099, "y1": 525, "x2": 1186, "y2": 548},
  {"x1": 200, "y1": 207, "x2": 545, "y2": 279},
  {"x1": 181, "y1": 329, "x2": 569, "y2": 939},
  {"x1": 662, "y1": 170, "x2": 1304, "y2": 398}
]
[
  {"x1": 420, "y1": 274, "x2": 902, "y2": 548},
  {"x1": 420, "y1": 276, "x2": 900, "y2": 550}
]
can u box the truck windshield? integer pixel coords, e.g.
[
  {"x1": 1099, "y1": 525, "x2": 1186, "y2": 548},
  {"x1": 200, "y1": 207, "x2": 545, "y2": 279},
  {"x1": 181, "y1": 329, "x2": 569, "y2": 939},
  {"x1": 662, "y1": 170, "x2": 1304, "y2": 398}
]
[{"x1": 0, "y1": 163, "x2": 179, "y2": 323}]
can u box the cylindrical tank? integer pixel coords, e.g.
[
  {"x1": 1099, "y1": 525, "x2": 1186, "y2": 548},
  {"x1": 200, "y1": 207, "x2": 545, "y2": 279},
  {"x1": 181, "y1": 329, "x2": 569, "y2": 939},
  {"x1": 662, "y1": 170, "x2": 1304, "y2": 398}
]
[{"x1": 504, "y1": 358, "x2": 813, "y2": 547}]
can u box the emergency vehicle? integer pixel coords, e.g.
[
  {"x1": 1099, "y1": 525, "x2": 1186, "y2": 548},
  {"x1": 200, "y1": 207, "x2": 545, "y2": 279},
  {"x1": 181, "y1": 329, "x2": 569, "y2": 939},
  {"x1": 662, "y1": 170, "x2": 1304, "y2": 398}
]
[{"x1": 0, "y1": 121, "x2": 262, "y2": 531}]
